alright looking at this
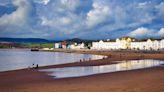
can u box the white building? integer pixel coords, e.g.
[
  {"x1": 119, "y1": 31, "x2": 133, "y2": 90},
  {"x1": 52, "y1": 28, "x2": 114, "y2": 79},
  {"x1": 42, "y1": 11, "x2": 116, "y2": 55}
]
[
  {"x1": 92, "y1": 40, "x2": 118, "y2": 50},
  {"x1": 160, "y1": 39, "x2": 164, "y2": 50},
  {"x1": 70, "y1": 43, "x2": 85, "y2": 49},
  {"x1": 92, "y1": 37, "x2": 134, "y2": 50},
  {"x1": 131, "y1": 41, "x2": 147, "y2": 50},
  {"x1": 91, "y1": 37, "x2": 164, "y2": 51},
  {"x1": 54, "y1": 43, "x2": 60, "y2": 48},
  {"x1": 152, "y1": 40, "x2": 160, "y2": 50}
]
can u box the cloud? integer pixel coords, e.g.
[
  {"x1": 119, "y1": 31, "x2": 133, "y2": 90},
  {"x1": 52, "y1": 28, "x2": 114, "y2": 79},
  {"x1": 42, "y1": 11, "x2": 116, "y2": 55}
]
[
  {"x1": 128, "y1": 27, "x2": 164, "y2": 38},
  {"x1": 0, "y1": 0, "x2": 32, "y2": 26},
  {"x1": 60, "y1": 0, "x2": 80, "y2": 11},
  {"x1": 85, "y1": 0, "x2": 156, "y2": 32},
  {"x1": 36, "y1": 0, "x2": 87, "y2": 36},
  {"x1": 137, "y1": 1, "x2": 152, "y2": 8},
  {"x1": 128, "y1": 27, "x2": 150, "y2": 37},
  {"x1": 41, "y1": 16, "x2": 73, "y2": 26},
  {"x1": 34, "y1": 0, "x2": 50, "y2": 5},
  {"x1": 86, "y1": 2, "x2": 110, "y2": 28},
  {"x1": 40, "y1": 16, "x2": 52, "y2": 26},
  {"x1": 0, "y1": 0, "x2": 11, "y2": 6},
  {"x1": 0, "y1": 0, "x2": 163, "y2": 39},
  {"x1": 155, "y1": 2, "x2": 164, "y2": 20},
  {"x1": 158, "y1": 28, "x2": 164, "y2": 36}
]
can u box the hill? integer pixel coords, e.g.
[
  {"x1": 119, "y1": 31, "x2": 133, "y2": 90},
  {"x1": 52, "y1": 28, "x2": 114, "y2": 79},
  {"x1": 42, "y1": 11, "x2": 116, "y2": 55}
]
[{"x1": 0, "y1": 37, "x2": 53, "y2": 43}]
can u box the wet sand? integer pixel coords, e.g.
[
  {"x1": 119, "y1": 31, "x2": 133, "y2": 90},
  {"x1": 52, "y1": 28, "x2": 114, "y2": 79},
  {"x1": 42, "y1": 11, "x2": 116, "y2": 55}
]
[
  {"x1": 40, "y1": 50, "x2": 164, "y2": 69},
  {"x1": 0, "y1": 50, "x2": 164, "y2": 92}
]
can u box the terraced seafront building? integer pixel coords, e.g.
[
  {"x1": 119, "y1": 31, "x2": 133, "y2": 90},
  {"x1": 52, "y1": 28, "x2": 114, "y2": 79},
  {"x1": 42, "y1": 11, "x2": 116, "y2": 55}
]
[
  {"x1": 54, "y1": 37, "x2": 164, "y2": 50},
  {"x1": 91, "y1": 37, "x2": 164, "y2": 51}
]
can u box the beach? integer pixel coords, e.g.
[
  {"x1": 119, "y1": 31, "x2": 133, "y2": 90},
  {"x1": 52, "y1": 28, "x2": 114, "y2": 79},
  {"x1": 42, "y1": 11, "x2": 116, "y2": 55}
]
[
  {"x1": 1, "y1": 0, "x2": 164, "y2": 91},
  {"x1": 0, "y1": 50, "x2": 164, "y2": 92}
]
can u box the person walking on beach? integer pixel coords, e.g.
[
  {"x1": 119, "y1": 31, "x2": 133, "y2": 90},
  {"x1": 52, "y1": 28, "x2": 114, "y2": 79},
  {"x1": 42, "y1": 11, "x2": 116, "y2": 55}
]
[
  {"x1": 32, "y1": 63, "x2": 35, "y2": 68},
  {"x1": 36, "y1": 64, "x2": 39, "y2": 69}
]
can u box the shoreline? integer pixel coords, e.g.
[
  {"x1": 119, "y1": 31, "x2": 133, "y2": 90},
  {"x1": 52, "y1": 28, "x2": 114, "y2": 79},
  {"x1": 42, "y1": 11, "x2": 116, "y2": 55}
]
[
  {"x1": 0, "y1": 49, "x2": 164, "y2": 92},
  {"x1": 1, "y1": 49, "x2": 164, "y2": 73},
  {"x1": 1, "y1": 49, "x2": 164, "y2": 72}
]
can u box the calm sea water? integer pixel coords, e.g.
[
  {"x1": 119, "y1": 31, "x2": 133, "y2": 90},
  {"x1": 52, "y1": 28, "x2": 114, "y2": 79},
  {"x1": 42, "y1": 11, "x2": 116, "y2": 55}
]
[
  {"x1": 41, "y1": 60, "x2": 164, "y2": 79},
  {"x1": 0, "y1": 49, "x2": 105, "y2": 72}
]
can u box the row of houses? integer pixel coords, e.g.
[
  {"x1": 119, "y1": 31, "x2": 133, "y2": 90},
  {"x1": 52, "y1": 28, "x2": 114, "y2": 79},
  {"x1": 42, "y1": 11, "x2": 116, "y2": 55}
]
[
  {"x1": 92, "y1": 37, "x2": 164, "y2": 50},
  {"x1": 54, "y1": 41, "x2": 86, "y2": 49},
  {"x1": 54, "y1": 37, "x2": 164, "y2": 51}
]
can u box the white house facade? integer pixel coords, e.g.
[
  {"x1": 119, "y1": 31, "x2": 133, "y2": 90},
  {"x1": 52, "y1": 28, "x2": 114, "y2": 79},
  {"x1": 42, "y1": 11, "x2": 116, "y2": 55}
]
[
  {"x1": 69, "y1": 43, "x2": 85, "y2": 49},
  {"x1": 131, "y1": 42, "x2": 147, "y2": 50},
  {"x1": 92, "y1": 40, "x2": 118, "y2": 50},
  {"x1": 160, "y1": 39, "x2": 164, "y2": 49},
  {"x1": 91, "y1": 37, "x2": 164, "y2": 51},
  {"x1": 54, "y1": 43, "x2": 61, "y2": 48}
]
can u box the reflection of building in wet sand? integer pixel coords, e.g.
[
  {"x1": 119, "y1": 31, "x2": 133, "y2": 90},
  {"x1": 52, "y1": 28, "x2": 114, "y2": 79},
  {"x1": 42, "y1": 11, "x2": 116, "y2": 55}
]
[
  {"x1": 117, "y1": 60, "x2": 163, "y2": 70},
  {"x1": 90, "y1": 55, "x2": 107, "y2": 60},
  {"x1": 96, "y1": 60, "x2": 164, "y2": 74},
  {"x1": 42, "y1": 60, "x2": 164, "y2": 78},
  {"x1": 98, "y1": 65, "x2": 117, "y2": 73},
  {"x1": 118, "y1": 61, "x2": 141, "y2": 70}
]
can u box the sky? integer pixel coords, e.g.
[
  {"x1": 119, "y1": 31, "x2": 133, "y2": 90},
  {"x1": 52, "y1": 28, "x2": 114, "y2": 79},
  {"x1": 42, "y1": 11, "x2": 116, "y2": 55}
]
[{"x1": 0, "y1": 0, "x2": 163, "y2": 40}]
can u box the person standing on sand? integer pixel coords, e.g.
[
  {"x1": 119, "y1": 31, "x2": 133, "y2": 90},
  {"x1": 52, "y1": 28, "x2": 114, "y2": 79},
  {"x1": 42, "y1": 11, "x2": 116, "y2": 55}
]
[
  {"x1": 36, "y1": 64, "x2": 39, "y2": 69},
  {"x1": 32, "y1": 63, "x2": 35, "y2": 68}
]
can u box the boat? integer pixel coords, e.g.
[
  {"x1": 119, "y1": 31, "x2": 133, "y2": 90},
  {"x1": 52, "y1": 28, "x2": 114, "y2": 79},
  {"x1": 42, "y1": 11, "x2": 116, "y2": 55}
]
[{"x1": 31, "y1": 48, "x2": 39, "y2": 51}]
